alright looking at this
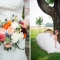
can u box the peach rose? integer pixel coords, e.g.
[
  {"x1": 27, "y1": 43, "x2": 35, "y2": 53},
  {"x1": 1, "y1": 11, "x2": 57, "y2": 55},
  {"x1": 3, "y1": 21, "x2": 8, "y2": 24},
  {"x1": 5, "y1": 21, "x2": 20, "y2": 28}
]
[{"x1": 7, "y1": 26, "x2": 15, "y2": 35}]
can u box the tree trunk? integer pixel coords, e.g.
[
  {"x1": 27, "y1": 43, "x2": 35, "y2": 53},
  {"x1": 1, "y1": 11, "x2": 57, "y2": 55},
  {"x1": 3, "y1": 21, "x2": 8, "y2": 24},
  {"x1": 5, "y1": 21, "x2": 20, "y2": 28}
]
[
  {"x1": 37, "y1": 0, "x2": 60, "y2": 42},
  {"x1": 54, "y1": 0, "x2": 60, "y2": 42}
]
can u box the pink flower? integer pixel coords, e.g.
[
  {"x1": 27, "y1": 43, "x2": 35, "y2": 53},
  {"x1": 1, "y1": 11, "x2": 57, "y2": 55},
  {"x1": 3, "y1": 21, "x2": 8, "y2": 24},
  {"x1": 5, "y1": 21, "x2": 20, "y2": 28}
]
[
  {"x1": 4, "y1": 43, "x2": 12, "y2": 48},
  {"x1": 19, "y1": 21, "x2": 24, "y2": 25},
  {"x1": 0, "y1": 28, "x2": 6, "y2": 34},
  {"x1": 0, "y1": 33, "x2": 6, "y2": 42},
  {"x1": 55, "y1": 30, "x2": 58, "y2": 33},
  {"x1": 7, "y1": 26, "x2": 15, "y2": 35}
]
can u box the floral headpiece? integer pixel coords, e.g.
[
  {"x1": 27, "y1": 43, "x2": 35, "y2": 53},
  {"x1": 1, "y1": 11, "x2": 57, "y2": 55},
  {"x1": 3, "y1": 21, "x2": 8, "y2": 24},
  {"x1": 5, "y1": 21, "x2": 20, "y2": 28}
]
[{"x1": 55, "y1": 30, "x2": 58, "y2": 33}]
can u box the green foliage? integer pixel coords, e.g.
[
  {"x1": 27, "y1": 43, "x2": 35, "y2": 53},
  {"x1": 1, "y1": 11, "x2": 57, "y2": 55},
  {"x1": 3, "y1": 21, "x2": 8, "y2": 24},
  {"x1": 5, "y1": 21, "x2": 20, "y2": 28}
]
[
  {"x1": 5, "y1": 37, "x2": 11, "y2": 43},
  {"x1": 46, "y1": 0, "x2": 54, "y2": 4},
  {"x1": 22, "y1": 6, "x2": 25, "y2": 20},
  {"x1": 13, "y1": 41, "x2": 24, "y2": 50},
  {"x1": 0, "y1": 42, "x2": 1, "y2": 46},
  {"x1": 31, "y1": 38, "x2": 48, "y2": 60},
  {"x1": 36, "y1": 17, "x2": 43, "y2": 26},
  {"x1": 47, "y1": 54, "x2": 60, "y2": 60},
  {"x1": 45, "y1": 22, "x2": 53, "y2": 27}
]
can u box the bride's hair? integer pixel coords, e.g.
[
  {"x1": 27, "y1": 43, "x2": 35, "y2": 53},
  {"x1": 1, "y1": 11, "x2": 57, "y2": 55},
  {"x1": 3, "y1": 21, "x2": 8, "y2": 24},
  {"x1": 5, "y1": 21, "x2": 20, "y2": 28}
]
[
  {"x1": 44, "y1": 29, "x2": 53, "y2": 32},
  {"x1": 44, "y1": 29, "x2": 53, "y2": 34}
]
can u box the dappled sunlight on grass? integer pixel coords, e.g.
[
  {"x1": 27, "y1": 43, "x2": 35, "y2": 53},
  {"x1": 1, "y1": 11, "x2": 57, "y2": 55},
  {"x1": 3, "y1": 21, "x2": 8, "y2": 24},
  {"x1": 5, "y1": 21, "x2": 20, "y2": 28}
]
[
  {"x1": 31, "y1": 38, "x2": 60, "y2": 60},
  {"x1": 31, "y1": 38, "x2": 48, "y2": 60},
  {"x1": 37, "y1": 56, "x2": 48, "y2": 60}
]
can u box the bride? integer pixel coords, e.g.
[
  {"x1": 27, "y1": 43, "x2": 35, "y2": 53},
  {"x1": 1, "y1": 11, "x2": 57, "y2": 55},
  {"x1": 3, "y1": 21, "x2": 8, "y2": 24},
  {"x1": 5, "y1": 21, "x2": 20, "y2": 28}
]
[
  {"x1": 36, "y1": 29, "x2": 60, "y2": 53},
  {"x1": 0, "y1": 0, "x2": 29, "y2": 60}
]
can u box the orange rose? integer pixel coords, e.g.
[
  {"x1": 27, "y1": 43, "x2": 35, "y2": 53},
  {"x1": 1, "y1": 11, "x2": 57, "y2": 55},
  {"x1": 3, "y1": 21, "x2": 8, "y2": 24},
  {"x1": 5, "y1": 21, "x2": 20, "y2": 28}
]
[
  {"x1": 23, "y1": 33, "x2": 26, "y2": 38},
  {"x1": 3, "y1": 20, "x2": 12, "y2": 30},
  {"x1": 7, "y1": 20, "x2": 12, "y2": 25},
  {"x1": 3, "y1": 23, "x2": 11, "y2": 30}
]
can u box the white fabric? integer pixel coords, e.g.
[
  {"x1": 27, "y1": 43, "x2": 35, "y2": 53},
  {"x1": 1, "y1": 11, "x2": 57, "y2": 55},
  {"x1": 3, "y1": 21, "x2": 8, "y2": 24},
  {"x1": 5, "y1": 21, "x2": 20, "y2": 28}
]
[
  {"x1": 0, "y1": 0, "x2": 27, "y2": 60},
  {"x1": 0, "y1": 0, "x2": 24, "y2": 21},
  {"x1": 0, "y1": 39, "x2": 27, "y2": 60},
  {"x1": 36, "y1": 33, "x2": 60, "y2": 53},
  {"x1": 23, "y1": 0, "x2": 30, "y2": 26}
]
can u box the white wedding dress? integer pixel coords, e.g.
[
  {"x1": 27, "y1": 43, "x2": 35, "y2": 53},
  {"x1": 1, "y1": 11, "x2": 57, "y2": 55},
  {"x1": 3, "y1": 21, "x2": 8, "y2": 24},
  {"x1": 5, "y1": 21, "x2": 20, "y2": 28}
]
[
  {"x1": 0, "y1": 0, "x2": 28, "y2": 60},
  {"x1": 36, "y1": 32, "x2": 60, "y2": 53}
]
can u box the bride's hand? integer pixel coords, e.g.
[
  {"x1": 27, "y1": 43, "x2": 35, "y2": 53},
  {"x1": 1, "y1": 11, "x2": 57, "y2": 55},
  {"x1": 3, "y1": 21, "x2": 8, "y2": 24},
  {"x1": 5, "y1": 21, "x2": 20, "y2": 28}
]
[
  {"x1": 57, "y1": 48, "x2": 60, "y2": 50},
  {"x1": 55, "y1": 46, "x2": 56, "y2": 48},
  {"x1": 54, "y1": 46, "x2": 59, "y2": 50}
]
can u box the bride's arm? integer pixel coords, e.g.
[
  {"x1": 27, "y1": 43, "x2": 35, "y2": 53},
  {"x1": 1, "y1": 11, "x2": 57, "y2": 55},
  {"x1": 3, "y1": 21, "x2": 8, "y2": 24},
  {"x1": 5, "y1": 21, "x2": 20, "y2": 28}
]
[
  {"x1": 54, "y1": 35, "x2": 57, "y2": 48},
  {"x1": 23, "y1": 0, "x2": 30, "y2": 29},
  {"x1": 50, "y1": 35, "x2": 57, "y2": 48},
  {"x1": 20, "y1": 0, "x2": 30, "y2": 39}
]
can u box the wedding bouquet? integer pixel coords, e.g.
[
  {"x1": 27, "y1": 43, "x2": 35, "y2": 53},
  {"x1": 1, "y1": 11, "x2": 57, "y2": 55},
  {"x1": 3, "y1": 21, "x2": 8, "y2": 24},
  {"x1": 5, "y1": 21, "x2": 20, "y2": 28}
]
[{"x1": 0, "y1": 15, "x2": 26, "y2": 51}]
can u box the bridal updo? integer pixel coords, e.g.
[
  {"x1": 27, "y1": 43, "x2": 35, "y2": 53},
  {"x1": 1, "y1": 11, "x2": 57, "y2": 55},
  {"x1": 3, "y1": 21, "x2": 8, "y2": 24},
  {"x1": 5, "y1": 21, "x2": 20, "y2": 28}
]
[{"x1": 44, "y1": 29, "x2": 53, "y2": 35}]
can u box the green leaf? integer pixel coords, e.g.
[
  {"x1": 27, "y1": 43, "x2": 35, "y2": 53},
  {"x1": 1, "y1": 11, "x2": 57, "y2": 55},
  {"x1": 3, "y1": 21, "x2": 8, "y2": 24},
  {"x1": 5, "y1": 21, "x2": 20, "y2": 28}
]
[
  {"x1": 22, "y1": 6, "x2": 25, "y2": 20},
  {"x1": 46, "y1": 0, "x2": 54, "y2": 4},
  {"x1": 5, "y1": 37, "x2": 11, "y2": 43},
  {"x1": 0, "y1": 42, "x2": 1, "y2": 46},
  {"x1": 13, "y1": 43, "x2": 24, "y2": 50}
]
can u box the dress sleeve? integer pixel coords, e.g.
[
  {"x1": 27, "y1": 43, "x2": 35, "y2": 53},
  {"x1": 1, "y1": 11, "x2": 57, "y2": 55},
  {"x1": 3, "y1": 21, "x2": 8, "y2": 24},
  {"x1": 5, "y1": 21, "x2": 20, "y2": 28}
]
[{"x1": 23, "y1": 0, "x2": 30, "y2": 28}]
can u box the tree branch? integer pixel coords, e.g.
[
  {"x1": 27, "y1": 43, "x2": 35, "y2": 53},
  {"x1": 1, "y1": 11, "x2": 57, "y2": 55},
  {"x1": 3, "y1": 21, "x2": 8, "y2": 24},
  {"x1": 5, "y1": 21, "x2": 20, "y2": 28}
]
[{"x1": 37, "y1": 0, "x2": 54, "y2": 16}]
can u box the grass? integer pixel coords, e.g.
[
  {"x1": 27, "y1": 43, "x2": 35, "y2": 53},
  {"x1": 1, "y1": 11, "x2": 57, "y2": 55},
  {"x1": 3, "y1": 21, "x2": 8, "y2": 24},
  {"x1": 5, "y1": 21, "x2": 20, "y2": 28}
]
[{"x1": 31, "y1": 27, "x2": 60, "y2": 60}]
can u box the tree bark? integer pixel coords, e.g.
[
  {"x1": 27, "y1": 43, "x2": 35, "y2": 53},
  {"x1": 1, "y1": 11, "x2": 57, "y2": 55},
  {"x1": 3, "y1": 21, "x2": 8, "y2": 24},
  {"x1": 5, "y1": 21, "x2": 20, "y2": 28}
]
[
  {"x1": 37, "y1": 0, "x2": 60, "y2": 42},
  {"x1": 54, "y1": 0, "x2": 60, "y2": 42},
  {"x1": 37, "y1": 0, "x2": 54, "y2": 16}
]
